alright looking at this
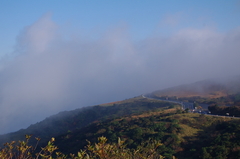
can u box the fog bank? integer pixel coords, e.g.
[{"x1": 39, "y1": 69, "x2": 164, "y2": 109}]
[{"x1": 0, "y1": 14, "x2": 240, "y2": 134}]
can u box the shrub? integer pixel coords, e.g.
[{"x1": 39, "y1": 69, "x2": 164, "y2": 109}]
[{"x1": 0, "y1": 135, "x2": 170, "y2": 159}]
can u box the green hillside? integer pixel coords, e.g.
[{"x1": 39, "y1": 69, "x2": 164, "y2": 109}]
[
  {"x1": 0, "y1": 97, "x2": 175, "y2": 147},
  {"x1": 1, "y1": 78, "x2": 240, "y2": 158},
  {"x1": 53, "y1": 107, "x2": 240, "y2": 159},
  {"x1": 2, "y1": 103, "x2": 240, "y2": 159}
]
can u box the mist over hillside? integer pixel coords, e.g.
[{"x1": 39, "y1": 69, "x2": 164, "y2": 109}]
[
  {"x1": 0, "y1": 14, "x2": 239, "y2": 134},
  {"x1": 151, "y1": 76, "x2": 240, "y2": 98}
]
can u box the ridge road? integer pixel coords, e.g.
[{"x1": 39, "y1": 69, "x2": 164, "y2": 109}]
[
  {"x1": 142, "y1": 94, "x2": 193, "y2": 110},
  {"x1": 142, "y1": 94, "x2": 239, "y2": 118}
]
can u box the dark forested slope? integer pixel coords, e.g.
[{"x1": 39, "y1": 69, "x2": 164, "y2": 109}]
[
  {"x1": 0, "y1": 97, "x2": 175, "y2": 147},
  {"x1": 54, "y1": 108, "x2": 240, "y2": 159}
]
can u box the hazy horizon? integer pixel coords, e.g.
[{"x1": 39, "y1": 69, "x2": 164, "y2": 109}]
[{"x1": 0, "y1": 1, "x2": 240, "y2": 134}]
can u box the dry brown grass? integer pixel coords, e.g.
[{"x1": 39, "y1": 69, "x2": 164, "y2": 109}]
[
  {"x1": 132, "y1": 109, "x2": 176, "y2": 119},
  {"x1": 154, "y1": 90, "x2": 228, "y2": 98},
  {"x1": 99, "y1": 96, "x2": 144, "y2": 106}
]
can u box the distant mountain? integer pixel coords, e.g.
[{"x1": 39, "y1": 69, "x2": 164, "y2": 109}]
[
  {"x1": 223, "y1": 75, "x2": 240, "y2": 94},
  {"x1": 151, "y1": 76, "x2": 240, "y2": 98}
]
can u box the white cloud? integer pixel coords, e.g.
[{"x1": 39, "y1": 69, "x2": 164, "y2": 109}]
[
  {"x1": 0, "y1": 14, "x2": 239, "y2": 134},
  {"x1": 16, "y1": 13, "x2": 58, "y2": 55}
]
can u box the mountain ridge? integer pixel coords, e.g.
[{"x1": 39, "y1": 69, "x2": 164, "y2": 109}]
[{"x1": 151, "y1": 76, "x2": 240, "y2": 98}]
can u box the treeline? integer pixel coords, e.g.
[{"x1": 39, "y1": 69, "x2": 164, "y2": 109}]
[
  {"x1": 208, "y1": 105, "x2": 240, "y2": 117},
  {"x1": 203, "y1": 92, "x2": 240, "y2": 116}
]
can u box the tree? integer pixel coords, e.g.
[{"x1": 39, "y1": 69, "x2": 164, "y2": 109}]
[
  {"x1": 202, "y1": 147, "x2": 212, "y2": 159},
  {"x1": 193, "y1": 103, "x2": 199, "y2": 109}
]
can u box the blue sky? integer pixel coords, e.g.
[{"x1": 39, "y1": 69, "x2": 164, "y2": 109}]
[
  {"x1": 0, "y1": 0, "x2": 240, "y2": 134},
  {"x1": 1, "y1": 0, "x2": 239, "y2": 56}
]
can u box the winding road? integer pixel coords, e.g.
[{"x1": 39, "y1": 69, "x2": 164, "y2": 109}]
[
  {"x1": 142, "y1": 94, "x2": 240, "y2": 118},
  {"x1": 142, "y1": 94, "x2": 194, "y2": 110}
]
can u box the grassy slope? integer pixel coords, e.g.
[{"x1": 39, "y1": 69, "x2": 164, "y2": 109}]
[
  {"x1": 152, "y1": 80, "x2": 228, "y2": 98},
  {"x1": 0, "y1": 97, "x2": 176, "y2": 147},
  {"x1": 53, "y1": 106, "x2": 240, "y2": 159}
]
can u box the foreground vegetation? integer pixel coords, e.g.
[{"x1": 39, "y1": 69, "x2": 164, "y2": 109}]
[{"x1": 0, "y1": 135, "x2": 166, "y2": 159}]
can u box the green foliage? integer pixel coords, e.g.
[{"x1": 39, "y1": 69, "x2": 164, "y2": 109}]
[
  {"x1": 0, "y1": 135, "x2": 57, "y2": 159},
  {"x1": 208, "y1": 105, "x2": 240, "y2": 117},
  {"x1": 0, "y1": 135, "x2": 167, "y2": 159},
  {"x1": 184, "y1": 108, "x2": 189, "y2": 113}
]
